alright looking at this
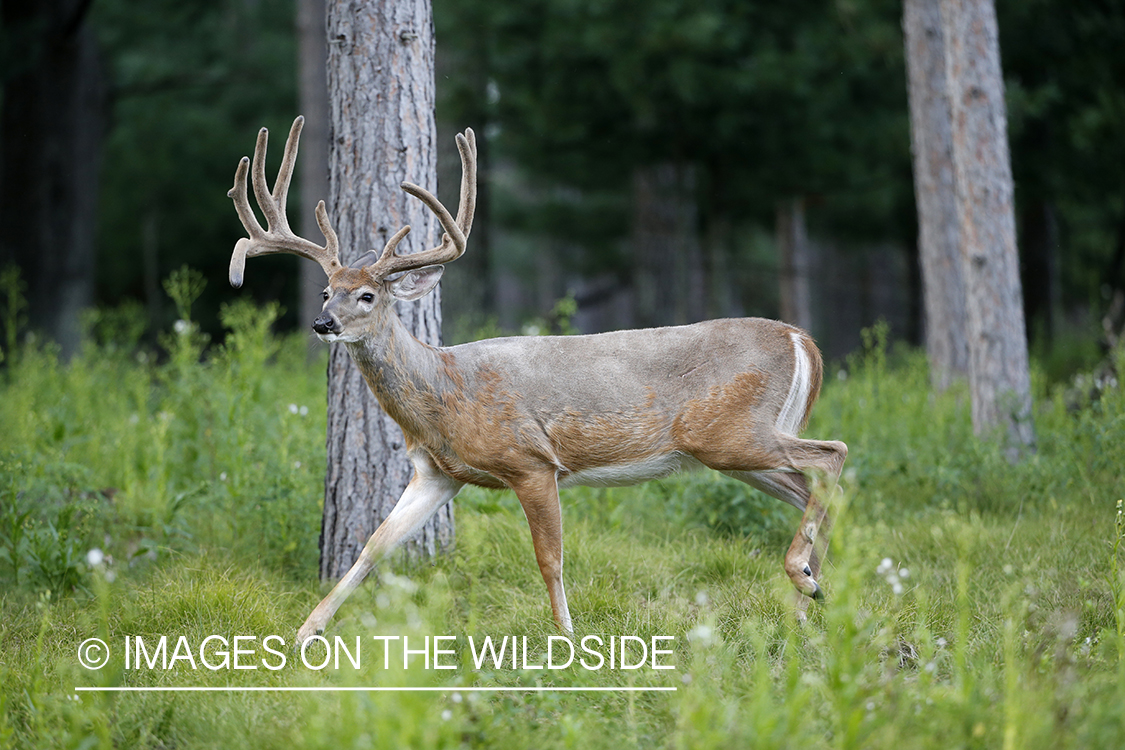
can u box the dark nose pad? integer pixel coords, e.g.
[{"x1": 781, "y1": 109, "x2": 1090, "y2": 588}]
[{"x1": 312, "y1": 314, "x2": 336, "y2": 335}]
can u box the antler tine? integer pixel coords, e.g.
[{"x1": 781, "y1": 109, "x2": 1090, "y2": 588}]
[
  {"x1": 455, "y1": 128, "x2": 477, "y2": 237},
  {"x1": 377, "y1": 225, "x2": 413, "y2": 265},
  {"x1": 271, "y1": 116, "x2": 305, "y2": 223},
  {"x1": 227, "y1": 116, "x2": 341, "y2": 288},
  {"x1": 251, "y1": 126, "x2": 279, "y2": 229},
  {"x1": 367, "y1": 127, "x2": 478, "y2": 279}
]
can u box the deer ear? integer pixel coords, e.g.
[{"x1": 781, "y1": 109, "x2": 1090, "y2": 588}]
[
  {"x1": 386, "y1": 265, "x2": 444, "y2": 301},
  {"x1": 349, "y1": 250, "x2": 380, "y2": 269}
]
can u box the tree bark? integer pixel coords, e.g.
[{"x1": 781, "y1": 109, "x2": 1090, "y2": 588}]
[
  {"x1": 0, "y1": 0, "x2": 104, "y2": 357},
  {"x1": 320, "y1": 0, "x2": 453, "y2": 580},
  {"x1": 941, "y1": 0, "x2": 1035, "y2": 459},
  {"x1": 297, "y1": 0, "x2": 330, "y2": 349},
  {"x1": 777, "y1": 197, "x2": 814, "y2": 333},
  {"x1": 903, "y1": 0, "x2": 969, "y2": 391}
]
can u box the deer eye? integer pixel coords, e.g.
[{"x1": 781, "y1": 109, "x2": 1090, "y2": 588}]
[{"x1": 359, "y1": 292, "x2": 375, "y2": 304}]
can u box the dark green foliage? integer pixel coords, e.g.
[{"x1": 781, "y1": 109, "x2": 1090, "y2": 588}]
[
  {"x1": 1000, "y1": 0, "x2": 1125, "y2": 300},
  {"x1": 90, "y1": 0, "x2": 300, "y2": 337},
  {"x1": 436, "y1": 0, "x2": 914, "y2": 278},
  {"x1": 432, "y1": 0, "x2": 1124, "y2": 334},
  {"x1": 6, "y1": 0, "x2": 1108, "y2": 353}
]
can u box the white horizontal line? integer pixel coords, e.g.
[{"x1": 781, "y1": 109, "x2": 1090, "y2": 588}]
[{"x1": 74, "y1": 686, "x2": 676, "y2": 693}]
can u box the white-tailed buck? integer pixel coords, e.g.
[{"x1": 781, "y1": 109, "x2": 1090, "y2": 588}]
[{"x1": 228, "y1": 117, "x2": 847, "y2": 643}]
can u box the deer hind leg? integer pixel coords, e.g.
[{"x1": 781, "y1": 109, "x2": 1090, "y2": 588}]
[
  {"x1": 724, "y1": 436, "x2": 847, "y2": 618},
  {"x1": 297, "y1": 453, "x2": 462, "y2": 644},
  {"x1": 510, "y1": 471, "x2": 572, "y2": 633}
]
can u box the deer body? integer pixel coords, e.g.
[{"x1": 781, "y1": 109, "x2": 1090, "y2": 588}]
[
  {"x1": 348, "y1": 317, "x2": 817, "y2": 489},
  {"x1": 227, "y1": 118, "x2": 847, "y2": 644}
]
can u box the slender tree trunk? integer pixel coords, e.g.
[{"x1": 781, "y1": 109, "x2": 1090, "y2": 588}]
[
  {"x1": 1020, "y1": 199, "x2": 1058, "y2": 342},
  {"x1": 777, "y1": 197, "x2": 814, "y2": 333},
  {"x1": 297, "y1": 0, "x2": 330, "y2": 349},
  {"x1": 320, "y1": 0, "x2": 453, "y2": 580},
  {"x1": 903, "y1": 0, "x2": 969, "y2": 391},
  {"x1": 705, "y1": 214, "x2": 743, "y2": 320},
  {"x1": 0, "y1": 0, "x2": 104, "y2": 357},
  {"x1": 941, "y1": 0, "x2": 1035, "y2": 459},
  {"x1": 434, "y1": 40, "x2": 492, "y2": 338},
  {"x1": 631, "y1": 163, "x2": 704, "y2": 328}
]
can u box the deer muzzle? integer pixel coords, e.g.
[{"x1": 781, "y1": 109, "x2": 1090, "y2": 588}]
[{"x1": 312, "y1": 313, "x2": 337, "y2": 335}]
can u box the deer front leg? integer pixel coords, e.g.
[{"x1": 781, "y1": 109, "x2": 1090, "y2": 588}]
[
  {"x1": 510, "y1": 472, "x2": 573, "y2": 633},
  {"x1": 297, "y1": 455, "x2": 462, "y2": 644}
]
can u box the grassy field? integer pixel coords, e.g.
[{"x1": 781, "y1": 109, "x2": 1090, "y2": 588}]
[{"x1": 1, "y1": 279, "x2": 1123, "y2": 748}]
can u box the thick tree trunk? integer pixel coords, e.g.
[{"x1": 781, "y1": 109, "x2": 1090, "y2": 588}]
[
  {"x1": 903, "y1": 0, "x2": 969, "y2": 391},
  {"x1": 320, "y1": 0, "x2": 453, "y2": 580},
  {"x1": 297, "y1": 0, "x2": 330, "y2": 347},
  {"x1": 941, "y1": 0, "x2": 1035, "y2": 459},
  {"x1": 777, "y1": 197, "x2": 814, "y2": 333},
  {"x1": 631, "y1": 163, "x2": 705, "y2": 328},
  {"x1": 0, "y1": 0, "x2": 104, "y2": 357}
]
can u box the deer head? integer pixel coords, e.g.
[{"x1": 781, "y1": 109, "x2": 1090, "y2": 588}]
[{"x1": 227, "y1": 116, "x2": 477, "y2": 343}]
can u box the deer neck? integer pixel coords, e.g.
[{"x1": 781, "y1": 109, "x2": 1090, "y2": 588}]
[{"x1": 344, "y1": 308, "x2": 449, "y2": 443}]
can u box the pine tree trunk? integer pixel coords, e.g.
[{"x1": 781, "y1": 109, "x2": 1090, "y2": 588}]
[
  {"x1": 631, "y1": 163, "x2": 704, "y2": 328},
  {"x1": 297, "y1": 0, "x2": 330, "y2": 351},
  {"x1": 777, "y1": 197, "x2": 814, "y2": 333},
  {"x1": 941, "y1": 0, "x2": 1035, "y2": 459},
  {"x1": 319, "y1": 0, "x2": 453, "y2": 580},
  {"x1": 903, "y1": 0, "x2": 970, "y2": 391},
  {"x1": 0, "y1": 0, "x2": 104, "y2": 357}
]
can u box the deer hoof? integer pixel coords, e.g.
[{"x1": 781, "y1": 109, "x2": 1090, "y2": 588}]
[{"x1": 296, "y1": 621, "x2": 325, "y2": 646}]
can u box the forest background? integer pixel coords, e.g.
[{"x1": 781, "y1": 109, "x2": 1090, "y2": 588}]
[{"x1": 2, "y1": 0, "x2": 1123, "y2": 366}]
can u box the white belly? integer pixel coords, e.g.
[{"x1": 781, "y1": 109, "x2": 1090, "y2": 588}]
[{"x1": 558, "y1": 453, "x2": 704, "y2": 489}]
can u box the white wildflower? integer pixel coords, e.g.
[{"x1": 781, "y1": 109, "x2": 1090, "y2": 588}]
[{"x1": 688, "y1": 624, "x2": 715, "y2": 646}]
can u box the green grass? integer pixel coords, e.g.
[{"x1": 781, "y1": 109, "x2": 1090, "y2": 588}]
[{"x1": 1, "y1": 297, "x2": 1123, "y2": 749}]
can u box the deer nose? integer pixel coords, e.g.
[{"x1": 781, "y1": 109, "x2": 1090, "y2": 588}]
[{"x1": 312, "y1": 314, "x2": 336, "y2": 335}]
